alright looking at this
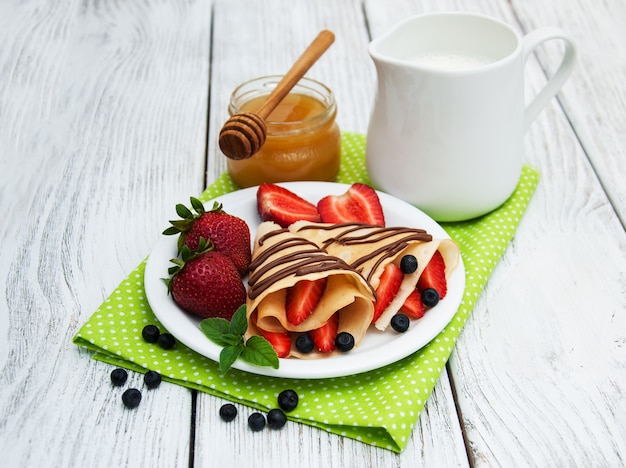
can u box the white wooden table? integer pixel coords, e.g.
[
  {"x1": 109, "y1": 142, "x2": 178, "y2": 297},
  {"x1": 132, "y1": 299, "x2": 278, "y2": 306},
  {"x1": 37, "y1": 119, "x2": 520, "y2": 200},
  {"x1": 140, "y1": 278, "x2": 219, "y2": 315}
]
[{"x1": 1, "y1": 0, "x2": 624, "y2": 466}]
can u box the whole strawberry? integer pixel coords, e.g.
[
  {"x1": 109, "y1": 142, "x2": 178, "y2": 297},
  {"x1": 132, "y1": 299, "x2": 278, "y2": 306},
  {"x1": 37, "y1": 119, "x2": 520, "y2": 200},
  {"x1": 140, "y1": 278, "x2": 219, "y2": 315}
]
[
  {"x1": 164, "y1": 198, "x2": 251, "y2": 276},
  {"x1": 166, "y1": 240, "x2": 246, "y2": 320}
]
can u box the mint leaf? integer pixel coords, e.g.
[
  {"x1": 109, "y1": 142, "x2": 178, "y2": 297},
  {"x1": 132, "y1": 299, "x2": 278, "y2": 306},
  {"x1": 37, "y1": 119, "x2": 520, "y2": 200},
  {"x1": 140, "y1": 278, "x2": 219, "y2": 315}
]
[
  {"x1": 200, "y1": 317, "x2": 232, "y2": 346},
  {"x1": 199, "y1": 304, "x2": 279, "y2": 374},
  {"x1": 219, "y1": 345, "x2": 243, "y2": 375},
  {"x1": 228, "y1": 305, "x2": 248, "y2": 336},
  {"x1": 221, "y1": 332, "x2": 244, "y2": 347},
  {"x1": 241, "y1": 336, "x2": 280, "y2": 369}
]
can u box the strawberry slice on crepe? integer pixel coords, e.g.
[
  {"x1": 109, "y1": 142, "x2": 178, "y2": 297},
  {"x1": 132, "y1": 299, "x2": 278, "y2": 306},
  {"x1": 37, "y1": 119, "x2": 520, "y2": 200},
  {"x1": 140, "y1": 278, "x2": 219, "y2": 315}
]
[
  {"x1": 372, "y1": 263, "x2": 403, "y2": 323},
  {"x1": 400, "y1": 289, "x2": 425, "y2": 320},
  {"x1": 286, "y1": 278, "x2": 328, "y2": 326},
  {"x1": 308, "y1": 314, "x2": 339, "y2": 353},
  {"x1": 260, "y1": 330, "x2": 292, "y2": 358},
  {"x1": 417, "y1": 250, "x2": 447, "y2": 300}
]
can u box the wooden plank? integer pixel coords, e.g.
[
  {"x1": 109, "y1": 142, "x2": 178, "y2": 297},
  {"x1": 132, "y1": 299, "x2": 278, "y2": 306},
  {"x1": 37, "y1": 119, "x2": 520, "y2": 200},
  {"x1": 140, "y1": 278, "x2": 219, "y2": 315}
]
[
  {"x1": 198, "y1": 0, "x2": 469, "y2": 465},
  {"x1": 0, "y1": 0, "x2": 212, "y2": 466},
  {"x1": 196, "y1": 375, "x2": 467, "y2": 467},
  {"x1": 364, "y1": 0, "x2": 626, "y2": 465},
  {"x1": 511, "y1": 0, "x2": 626, "y2": 225}
]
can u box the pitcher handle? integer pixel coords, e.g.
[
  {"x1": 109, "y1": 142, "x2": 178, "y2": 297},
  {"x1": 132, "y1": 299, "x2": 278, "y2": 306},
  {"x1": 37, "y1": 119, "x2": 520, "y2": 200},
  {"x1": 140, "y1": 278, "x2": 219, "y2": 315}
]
[{"x1": 522, "y1": 27, "x2": 577, "y2": 132}]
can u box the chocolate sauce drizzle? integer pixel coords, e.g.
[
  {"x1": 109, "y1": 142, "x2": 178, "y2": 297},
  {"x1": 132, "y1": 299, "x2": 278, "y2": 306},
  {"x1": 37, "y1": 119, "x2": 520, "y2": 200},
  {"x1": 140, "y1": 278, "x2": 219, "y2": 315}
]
[
  {"x1": 294, "y1": 222, "x2": 433, "y2": 282},
  {"x1": 248, "y1": 222, "x2": 435, "y2": 301},
  {"x1": 247, "y1": 228, "x2": 356, "y2": 300}
]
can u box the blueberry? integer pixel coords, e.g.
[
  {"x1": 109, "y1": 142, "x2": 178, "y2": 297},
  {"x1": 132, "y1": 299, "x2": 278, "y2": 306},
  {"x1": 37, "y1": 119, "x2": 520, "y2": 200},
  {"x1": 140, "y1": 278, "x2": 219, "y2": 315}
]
[
  {"x1": 335, "y1": 332, "x2": 355, "y2": 352},
  {"x1": 142, "y1": 325, "x2": 160, "y2": 343},
  {"x1": 400, "y1": 255, "x2": 418, "y2": 274},
  {"x1": 144, "y1": 371, "x2": 162, "y2": 389},
  {"x1": 157, "y1": 333, "x2": 176, "y2": 349},
  {"x1": 110, "y1": 368, "x2": 128, "y2": 386},
  {"x1": 219, "y1": 403, "x2": 238, "y2": 422},
  {"x1": 248, "y1": 412, "x2": 266, "y2": 431},
  {"x1": 267, "y1": 408, "x2": 287, "y2": 429},
  {"x1": 277, "y1": 389, "x2": 299, "y2": 412},
  {"x1": 421, "y1": 288, "x2": 440, "y2": 307},
  {"x1": 390, "y1": 314, "x2": 410, "y2": 333},
  {"x1": 295, "y1": 334, "x2": 314, "y2": 353},
  {"x1": 122, "y1": 388, "x2": 142, "y2": 409}
]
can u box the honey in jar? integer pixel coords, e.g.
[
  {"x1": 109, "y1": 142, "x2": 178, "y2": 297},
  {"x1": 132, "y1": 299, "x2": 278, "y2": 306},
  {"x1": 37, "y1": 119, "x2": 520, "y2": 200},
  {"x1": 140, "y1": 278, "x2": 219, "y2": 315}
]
[{"x1": 225, "y1": 76, "x2": 341, "y2": 188}]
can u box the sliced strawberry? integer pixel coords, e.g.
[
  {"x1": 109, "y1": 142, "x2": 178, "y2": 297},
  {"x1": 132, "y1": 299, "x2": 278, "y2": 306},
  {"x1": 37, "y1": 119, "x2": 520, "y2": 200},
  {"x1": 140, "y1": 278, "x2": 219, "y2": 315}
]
[
  {"x1": 257, "y1": 183, "x2": 321, "y2": 227},
  {"x1": 346, "y1": 183, "x2": 386, "y2": 226},
  {"x1": 259, "y1": 329, "x2": 292, "y2": 358},
  {"x1": 286, "y1": 278, "x2": 327, "y2": 325},
  {"x1": 317, "y1": 192, "x2": 361, "y2": 224},
  {"x1": 417, "y1": 250, "x2": 447, "y2": 300},
  {"x1": 308, "y1": 314, "x2": 339, "y2": 353},
  {"x1": 400, "y1": 288, "x2": 425, "y2": 320},
  {"x1": 317, "y1": 183, "x2": 385, "y2": 226},
  {"x1": 372, "y1": 263, "x2": 403, "y2": 323}
]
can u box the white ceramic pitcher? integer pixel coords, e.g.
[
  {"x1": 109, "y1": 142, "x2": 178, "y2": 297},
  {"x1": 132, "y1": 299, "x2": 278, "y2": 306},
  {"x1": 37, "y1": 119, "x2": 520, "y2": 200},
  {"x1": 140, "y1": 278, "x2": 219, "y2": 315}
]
[{"x1": 366, "y1": 12, "x2": 577, "y2": 221}]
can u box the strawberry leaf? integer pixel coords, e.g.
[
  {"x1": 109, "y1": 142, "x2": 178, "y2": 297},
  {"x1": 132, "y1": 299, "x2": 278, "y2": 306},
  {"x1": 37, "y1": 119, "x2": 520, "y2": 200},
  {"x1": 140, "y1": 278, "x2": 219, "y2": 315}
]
[
  {"x1": 167, "y1": 220, "x2": 192, "y2": 231},
  {"x1": 190, "y1": 197, "x2": 206, "y2": 214},
  {"x1": 241, "y1": 336, "x2": 280, "y2": 369},
  {"x1": 180, "y1": 245, "x2": 193, "y2": 262},
  {"x1": 162, "y1": 226, "x2": 181, "y2": 236},
  {"x1": 219, "y1": 345, "x2": 243, "y2": 374},
  {"x1": 175, "y1": 203, "x2": 194, "y2": 219}
]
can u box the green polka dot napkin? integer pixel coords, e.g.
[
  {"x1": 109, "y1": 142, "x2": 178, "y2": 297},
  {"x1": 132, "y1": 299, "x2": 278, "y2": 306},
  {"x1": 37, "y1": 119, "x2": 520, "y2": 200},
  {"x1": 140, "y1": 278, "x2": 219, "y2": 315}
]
[{"x1": 73, "y1": 132, "x2": 539, "y2": 452}]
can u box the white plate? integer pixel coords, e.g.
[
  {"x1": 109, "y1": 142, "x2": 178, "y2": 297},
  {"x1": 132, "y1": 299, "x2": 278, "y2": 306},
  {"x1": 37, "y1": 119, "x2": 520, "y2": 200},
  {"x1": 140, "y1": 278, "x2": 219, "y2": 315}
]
[{"x1": 144, "y1": 181, "x2": 465, "y2": 379}]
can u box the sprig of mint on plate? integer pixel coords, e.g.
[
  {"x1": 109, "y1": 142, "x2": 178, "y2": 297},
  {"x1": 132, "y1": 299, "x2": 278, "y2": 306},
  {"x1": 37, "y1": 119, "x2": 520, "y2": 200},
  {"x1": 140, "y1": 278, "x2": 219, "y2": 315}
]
[{"x1": 200, "y1": 304, "x2": 279, "y2": 374}]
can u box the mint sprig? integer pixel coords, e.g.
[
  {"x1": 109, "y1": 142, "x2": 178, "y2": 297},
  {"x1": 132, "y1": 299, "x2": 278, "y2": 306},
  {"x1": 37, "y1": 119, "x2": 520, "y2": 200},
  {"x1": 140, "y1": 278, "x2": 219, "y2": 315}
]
[{"x1": 200, "y1": 305, "x2": 279, "y2": 374}]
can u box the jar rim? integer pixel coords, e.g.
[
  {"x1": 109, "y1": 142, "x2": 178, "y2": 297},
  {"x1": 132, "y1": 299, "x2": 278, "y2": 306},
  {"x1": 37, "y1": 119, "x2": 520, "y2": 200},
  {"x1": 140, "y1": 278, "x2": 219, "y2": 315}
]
[{"x1": 228, "y1": 75, "x2": 336, "y2": 131}]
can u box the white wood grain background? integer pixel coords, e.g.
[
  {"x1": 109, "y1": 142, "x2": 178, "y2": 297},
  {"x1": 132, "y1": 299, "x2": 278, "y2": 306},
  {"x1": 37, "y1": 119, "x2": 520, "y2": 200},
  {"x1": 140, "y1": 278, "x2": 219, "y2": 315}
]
[{"x1": 0, "y1": 0, "x2": 624, "y2": 466}]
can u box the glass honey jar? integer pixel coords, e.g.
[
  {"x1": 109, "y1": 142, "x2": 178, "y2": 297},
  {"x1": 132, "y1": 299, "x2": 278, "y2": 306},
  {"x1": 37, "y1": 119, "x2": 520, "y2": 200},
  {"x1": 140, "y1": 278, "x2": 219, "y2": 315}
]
[{"x1": 224, "y1": 76, "x2": 341, "y2": 188}]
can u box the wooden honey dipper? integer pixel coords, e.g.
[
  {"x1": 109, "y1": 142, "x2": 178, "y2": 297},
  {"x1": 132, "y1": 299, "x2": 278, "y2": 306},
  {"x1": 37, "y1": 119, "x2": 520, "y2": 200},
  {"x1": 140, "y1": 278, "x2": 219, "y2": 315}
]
[{"x1": 218, "y1": 30, "x2": 335, "y2": 160}]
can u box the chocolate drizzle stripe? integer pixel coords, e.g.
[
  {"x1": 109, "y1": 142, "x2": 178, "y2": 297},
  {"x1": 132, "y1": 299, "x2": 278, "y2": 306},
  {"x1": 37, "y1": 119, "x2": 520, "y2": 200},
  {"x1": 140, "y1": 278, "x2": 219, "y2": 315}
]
[
  {"x1": 296, "y1": 222, "x2": 370, "y2": 232},
  {"x1": 249, "y1": 237, "x2": 320, "y2": 270},
  {"x1": 360, "y1": 242, "x2": 407, "y2": 282},
  {"x1": 248, "y1": 255, "x2": 356, "y2": 300},
  {"x1": 249, "y1": 251, "x2": 327, "y2": 287},
  {"x1": 331, "y1": 229, "x2": 431, "y2": 246}
]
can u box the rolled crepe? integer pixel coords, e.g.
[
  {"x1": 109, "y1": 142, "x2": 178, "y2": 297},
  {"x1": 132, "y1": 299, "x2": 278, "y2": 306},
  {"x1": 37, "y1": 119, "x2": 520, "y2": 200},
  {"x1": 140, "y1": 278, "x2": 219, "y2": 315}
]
[
  {"x1": 290, "y1": 221, "x2": 460, "y2": 331},
  {"x1": 245, "y1": 221, "x2": 376, "y2": 358}
]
